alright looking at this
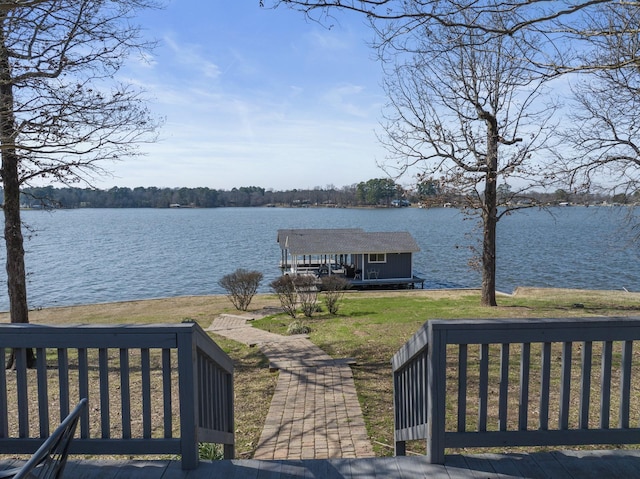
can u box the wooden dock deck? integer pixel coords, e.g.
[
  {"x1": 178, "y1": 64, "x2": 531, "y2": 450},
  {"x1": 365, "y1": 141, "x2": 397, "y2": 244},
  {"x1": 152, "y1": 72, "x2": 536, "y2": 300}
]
[{"x1": 4, "y1": 449, "x2": 640, "y2": 478}]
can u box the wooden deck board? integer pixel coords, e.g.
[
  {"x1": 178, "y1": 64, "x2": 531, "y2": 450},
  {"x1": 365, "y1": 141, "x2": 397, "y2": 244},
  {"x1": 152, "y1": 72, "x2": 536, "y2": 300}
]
[
  {"x1": 529, "y1": 451, "x2": 574, "y2": 479},
  {"x1": 4, "y1": 450, "x2": 640, "y2": 478}
]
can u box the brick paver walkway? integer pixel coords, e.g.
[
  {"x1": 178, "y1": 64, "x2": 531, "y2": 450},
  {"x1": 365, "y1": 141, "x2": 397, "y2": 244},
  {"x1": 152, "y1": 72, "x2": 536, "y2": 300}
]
[{"x1": 208, "y1": 314, "x2": 374, "y2": 460}]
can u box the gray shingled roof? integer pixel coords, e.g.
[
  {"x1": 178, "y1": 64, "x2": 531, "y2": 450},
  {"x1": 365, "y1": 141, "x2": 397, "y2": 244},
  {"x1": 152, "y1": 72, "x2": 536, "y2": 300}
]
[{"x1": 277, "y1": 228, "x2": 420, "y2": 255}]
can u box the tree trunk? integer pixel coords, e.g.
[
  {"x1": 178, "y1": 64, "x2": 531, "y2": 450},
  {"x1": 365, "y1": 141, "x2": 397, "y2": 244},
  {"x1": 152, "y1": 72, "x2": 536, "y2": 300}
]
[
  {"x1": 481, "y1": 116, "x2": 499, "y2": 307},
  {"x1": 0, "y1": 18, "x2": 28, "y2": 324},
  {"x1": 0, "y1": 15, "x2": 33, "y2": 368}
]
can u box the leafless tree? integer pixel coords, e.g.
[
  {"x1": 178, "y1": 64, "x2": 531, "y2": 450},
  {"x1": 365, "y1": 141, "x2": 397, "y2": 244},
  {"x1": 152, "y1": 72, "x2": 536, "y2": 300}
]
[
  {"x1": 559, "y1": 3, "x2": 640, "y2": 195},
  {"x1": 379, "y1": 11, "x2": 559, "y2": 306},
  {"x1": 0, "y1": 0, "x2": 159, "y2": 334}
]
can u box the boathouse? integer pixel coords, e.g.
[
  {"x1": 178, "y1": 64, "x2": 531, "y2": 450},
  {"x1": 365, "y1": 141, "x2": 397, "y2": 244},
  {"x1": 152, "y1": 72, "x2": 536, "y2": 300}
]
[{"x1": 277, "y1": 228, "x2": 424, "y2": 288}]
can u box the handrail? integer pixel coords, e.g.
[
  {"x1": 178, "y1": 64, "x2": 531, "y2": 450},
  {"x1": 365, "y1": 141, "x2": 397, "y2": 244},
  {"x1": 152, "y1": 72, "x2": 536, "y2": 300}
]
[
  {"x1": 0, "y1": 322, "x2": 234, "y2": 470},
  {"x1": 392, "y1": 317, "x2": 640, "y2": 464}
]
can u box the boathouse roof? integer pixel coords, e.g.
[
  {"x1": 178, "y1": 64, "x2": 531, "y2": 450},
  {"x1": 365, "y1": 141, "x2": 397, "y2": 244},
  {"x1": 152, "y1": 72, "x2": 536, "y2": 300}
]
[{"x1": 277, "y1": 228, "x2": 420, "y2": 255}]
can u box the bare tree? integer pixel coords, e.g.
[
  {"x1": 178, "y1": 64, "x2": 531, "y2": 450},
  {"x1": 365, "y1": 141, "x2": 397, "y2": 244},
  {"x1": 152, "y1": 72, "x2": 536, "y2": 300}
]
[
  {"x1": 0, "y1": 1, "x2": 158, "y2": 332},
  {"x1": 264, "y1": 0, "x2": 640, "y2": 301},
  {"x1": 379, "y1": 12, "x2": 558, "y2": 306},
  {"x1": 559, "y1": 3, "x2": 640, "y2": 195}
]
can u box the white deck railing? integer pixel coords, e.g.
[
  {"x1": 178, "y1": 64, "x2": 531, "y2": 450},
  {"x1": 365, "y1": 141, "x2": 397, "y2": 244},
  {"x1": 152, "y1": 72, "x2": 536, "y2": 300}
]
[
  {"x1": 392, "y1": 317, "x2": 640, "y2": 463},
  {"x1": 0, "y1": 322, "x2": 234, "y2": 470}
]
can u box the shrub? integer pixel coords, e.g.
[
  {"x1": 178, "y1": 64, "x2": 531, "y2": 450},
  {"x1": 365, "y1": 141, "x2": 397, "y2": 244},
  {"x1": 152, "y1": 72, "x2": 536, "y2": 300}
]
[
  {"x1": 287, "y1": 320, "x2": 311, "y2": 335},
  {"x1": 218, "y1": 268, "x2": 263, "y2": 311},
  {"x1": 321, "y1": 275, "x2": 351, "y2": 315},
  {"x1": 270, "y1": 275, "x2": 298, "y2": 317},
  {"x1": 294, "y1": 275, "x2": 318, "y2": 318}
]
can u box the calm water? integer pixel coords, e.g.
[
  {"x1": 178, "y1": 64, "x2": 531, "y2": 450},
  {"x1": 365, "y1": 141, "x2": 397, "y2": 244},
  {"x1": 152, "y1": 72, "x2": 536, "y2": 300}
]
[{"x1": 0, "y1": 206, "x2": 637, "y2": 311}]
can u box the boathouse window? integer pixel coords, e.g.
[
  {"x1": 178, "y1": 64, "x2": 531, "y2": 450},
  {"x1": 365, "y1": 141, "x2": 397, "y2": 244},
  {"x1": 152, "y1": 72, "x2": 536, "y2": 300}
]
[{"x1": 369, "y1": 253, "x2": 386, "y2": 263}]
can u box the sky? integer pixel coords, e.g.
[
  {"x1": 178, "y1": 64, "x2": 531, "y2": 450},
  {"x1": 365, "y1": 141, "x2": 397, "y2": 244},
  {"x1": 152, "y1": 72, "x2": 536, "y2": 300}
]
[{"x1": 103, "y1": 1, "x2": 395, "y2": 191}]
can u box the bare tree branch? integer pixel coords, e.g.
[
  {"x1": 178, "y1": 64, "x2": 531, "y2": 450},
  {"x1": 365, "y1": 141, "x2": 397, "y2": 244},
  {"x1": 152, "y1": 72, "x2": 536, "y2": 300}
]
[
  {"x1": 378, "y1": 8, "x2": 559, "y2": 305},
  {"x1": 0, "y1": 0, "x2": 161, "y2": 328}
]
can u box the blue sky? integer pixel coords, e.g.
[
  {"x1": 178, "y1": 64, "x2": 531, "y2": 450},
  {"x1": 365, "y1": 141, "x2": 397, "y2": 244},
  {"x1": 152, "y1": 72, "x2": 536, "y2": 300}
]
[{"x1": 106, "y1": 1, "x2": 392, "y2": 191}]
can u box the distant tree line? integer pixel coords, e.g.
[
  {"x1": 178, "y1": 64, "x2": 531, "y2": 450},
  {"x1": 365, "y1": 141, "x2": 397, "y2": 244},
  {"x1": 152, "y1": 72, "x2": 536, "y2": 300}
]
[
  {"x1": 16, "y1": 181, "x2": 627, "y2": 210},
  {"x1": 17, "y1": 180, "x2": 406, "y2": 209}
]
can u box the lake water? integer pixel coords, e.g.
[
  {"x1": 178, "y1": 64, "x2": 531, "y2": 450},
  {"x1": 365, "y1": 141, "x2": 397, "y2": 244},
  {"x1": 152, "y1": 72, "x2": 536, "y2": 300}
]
[{"x1": 0, "y1": 206, "x2": 638, "y2": 311}]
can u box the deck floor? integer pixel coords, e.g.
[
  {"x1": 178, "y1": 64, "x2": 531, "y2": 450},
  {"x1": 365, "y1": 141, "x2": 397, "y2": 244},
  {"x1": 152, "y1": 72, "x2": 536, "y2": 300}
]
[{"x1": 3, "y1": 449, "x2": 638, "y2": 478}]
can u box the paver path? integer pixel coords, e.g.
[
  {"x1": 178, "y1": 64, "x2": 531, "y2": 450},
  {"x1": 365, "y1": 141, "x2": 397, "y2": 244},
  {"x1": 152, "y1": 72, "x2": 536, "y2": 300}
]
[{"x1": 208, "y1": 314, "x2": 374, "y2": 460}]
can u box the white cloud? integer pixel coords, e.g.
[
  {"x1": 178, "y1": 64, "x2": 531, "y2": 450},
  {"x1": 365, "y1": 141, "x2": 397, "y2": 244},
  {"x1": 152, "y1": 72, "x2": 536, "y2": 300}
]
[
  {"x1": 92, "y1": 2, "x2": 391, "y2": 190},
  {"x1": 163, "y1": 35, "x2": 221, "y2": 80}
]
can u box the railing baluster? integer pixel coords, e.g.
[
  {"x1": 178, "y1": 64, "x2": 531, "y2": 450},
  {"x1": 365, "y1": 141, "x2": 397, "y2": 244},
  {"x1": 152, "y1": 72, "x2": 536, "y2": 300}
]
[
  {"x1": 393, "y1": 366, "x2": 406, "y2": 456},
  {"x1": 579, "y1": 341, "x2": 592, "y2": 429},
  {"x1": 36, "y1": 347, "x2": 49, "y2": 437},
  {"x1": 78, "y1": 348, "x2": 90, "y2": 438},
  {"x1": 540, "y1": 342, "x2": 551, "y2": 430},
  {"x1": 162, "y1": 348, "x2": 172, "y2": 438},
  {"x1": 202, "y1": 355, "x2": 210, "y2": 429},
  {"x1": 99, "y1": 348, "x2": 110, "y2": 439},
  {"x1": 519, "y1": 343, "x2": 530, "y2": 431},
  {"x1": 204, "y1": 354, "x2": 210, "y2": 429},
  {"x1": 16, "y1": 348, "x2": 29, "y2": 438},
  {"x1": 403, "y1": 366, "x2": 408, "y2": 430},
  {"x1": 141, "y1": 348, "x2": 151, "y2": 438},
  {"x1": 419, "y1": 352, "x2": 425, "y2": 426},
  {"x1": 620, "y1": 340, "x2": 633, "y2": 429},
  {"x1": 120, "y1": 349, "x2": 131, "y2": 439},
  {"x1": 478, "y1": 344, "x2": 489, "y2": 432},
  {"x1": 600, "y1": 341, "x2": 612, "y2": 429},
  {"x1": 208, "y1": 357, "x2": 214, "y2": 430},
  {"x1": 58, "y1": 348, "x2": 70, "y2": 420},
  {"x1": 412, "y1": 358, "x2": 419, "y2": 429},
  {"x1": 211, "y1": 363, "x2": 218, "y2": 430},
  {"x1": 458, "y1": 344, "x2": 467, "y2": 433},
  {"x1": 499, "y1": 343, "x2": 509, "y2": 431},
  {"x1": 216, "y1": 367, "x2": 222, "y2": 430},
  {"x1": 559, "y1": 341, "x2": 572, "y2": 430}
]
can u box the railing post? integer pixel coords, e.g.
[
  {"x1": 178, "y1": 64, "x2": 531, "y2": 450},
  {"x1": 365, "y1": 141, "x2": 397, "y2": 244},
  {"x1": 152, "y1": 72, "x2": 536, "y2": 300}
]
[
  {"x1": 426, "y1": 323, "x2": 446, "y2": 464},
  {"x1": 177, "y1": 327, "x2": 199, "y2": 470},
  {"x1": 393, "y1": 369, "x2": 406, "y2": 456},
  {"x1": 224, "y1": 367, "x2": 235, "y2": 460}
]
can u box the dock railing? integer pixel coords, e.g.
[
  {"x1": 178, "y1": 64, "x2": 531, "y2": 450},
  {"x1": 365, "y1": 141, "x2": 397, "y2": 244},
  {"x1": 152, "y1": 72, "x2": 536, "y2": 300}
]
[
  {"x1": 392, "y1": 317, "x2": 640, "y2": 463},
  {"x1": 0, "y1": 322, "x2": 234, "y2": 469}
]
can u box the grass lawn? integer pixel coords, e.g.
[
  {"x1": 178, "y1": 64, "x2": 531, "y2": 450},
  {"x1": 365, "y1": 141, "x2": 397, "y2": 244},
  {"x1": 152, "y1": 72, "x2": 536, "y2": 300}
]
[
  {"x1": 4, "y1": 287, "x2": 640, "y2": 458},
  {"x1": 252, "y1": 287, "x2": 640, "y2": 455}
]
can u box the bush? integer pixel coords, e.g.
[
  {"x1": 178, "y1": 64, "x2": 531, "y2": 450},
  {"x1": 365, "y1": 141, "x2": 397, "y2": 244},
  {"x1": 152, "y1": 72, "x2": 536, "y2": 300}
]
[
  {"x1": 321, "y1": 275, "x2": 351, "y2": 315},
  {"x1": 294, "y1": 275, "x2": 318, "y2": 318},
  {"x1": 287, "y1": 320, "x2": 311, "y2": 335},
  {"x1": 270, "y1": 275, "x2": 298, "y2": 317},
  {"x1": 218, "y1": 268, "x2": 263, "y2": 311}
]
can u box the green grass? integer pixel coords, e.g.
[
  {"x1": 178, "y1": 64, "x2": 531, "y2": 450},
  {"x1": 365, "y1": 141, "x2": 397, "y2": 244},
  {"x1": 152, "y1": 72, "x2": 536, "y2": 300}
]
[{"x1": 252, "y1": 289, "x2": 640, "y2": 455}]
